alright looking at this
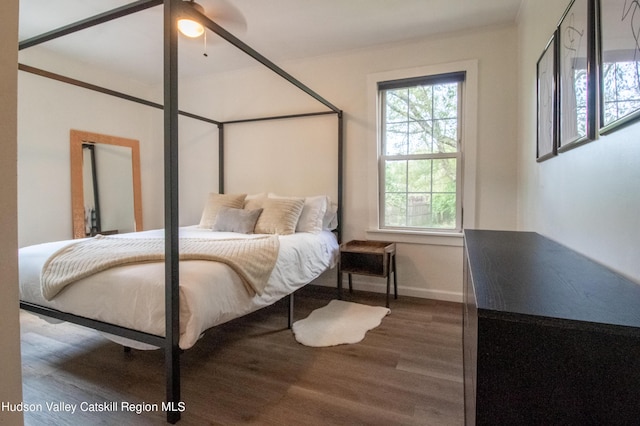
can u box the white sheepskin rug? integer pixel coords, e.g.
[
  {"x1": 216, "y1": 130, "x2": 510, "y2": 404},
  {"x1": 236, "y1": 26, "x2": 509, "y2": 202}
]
[{"x1": 292, "y1": 300, "x2": 390, "y2": 347}]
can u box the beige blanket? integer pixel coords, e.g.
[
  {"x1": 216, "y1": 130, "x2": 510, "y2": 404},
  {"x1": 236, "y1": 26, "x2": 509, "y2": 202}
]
[{"x1": 40, "y1": 235, "x2": 280, "y2": 301}]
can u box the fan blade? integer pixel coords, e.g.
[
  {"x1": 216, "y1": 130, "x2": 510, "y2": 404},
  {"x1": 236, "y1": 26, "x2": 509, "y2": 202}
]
[{"x1": 205, "y1": 0, "x2": 247, "y2": 33}]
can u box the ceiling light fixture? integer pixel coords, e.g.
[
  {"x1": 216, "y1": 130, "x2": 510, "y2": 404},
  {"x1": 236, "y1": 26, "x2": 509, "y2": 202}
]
[{"x1": 178, "y1": 1, "x2": 205, "y2": 38}]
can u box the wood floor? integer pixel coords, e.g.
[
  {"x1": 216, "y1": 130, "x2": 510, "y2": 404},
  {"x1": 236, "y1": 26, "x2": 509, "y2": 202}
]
[{"x1": 19, "y1": 285, "x2": 464, "y2": 425}]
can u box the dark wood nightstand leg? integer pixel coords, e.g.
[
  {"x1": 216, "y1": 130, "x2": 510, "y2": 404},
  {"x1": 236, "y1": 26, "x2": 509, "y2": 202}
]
[
  {"x1": 393, "y1": 253, "x2": 398, "y2": 300},
  {"x1": 348, "y1": 273, "x2": 353, "y2": 293},
  {"x1": 386, "y1": 273, "x2": 390, "y2": 308},
  {"x1": 337, "y1": 267, "x2": 343, "y2": 300}
]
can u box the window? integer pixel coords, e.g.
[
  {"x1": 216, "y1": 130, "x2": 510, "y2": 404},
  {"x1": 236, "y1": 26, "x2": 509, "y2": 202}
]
[
  {"x1": 378, "y1": 72, "x2": 464, "y2": 232},
  {"x1": 601, "y1": 61, "x2": 640, "y2": 126}
]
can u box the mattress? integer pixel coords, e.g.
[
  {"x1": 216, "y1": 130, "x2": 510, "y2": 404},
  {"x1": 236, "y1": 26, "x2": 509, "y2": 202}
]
[{"x1": 19, "y1": 226, "x2": 338, "y2": 349}]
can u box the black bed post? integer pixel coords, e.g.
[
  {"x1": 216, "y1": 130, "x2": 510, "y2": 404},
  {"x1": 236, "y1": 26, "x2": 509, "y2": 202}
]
[
  {"x1": 164, "y1": 0, "x2": 181, "y2": 423},
  {"x1": 287, "y1": 293, "x2": 294, "y2": 328},
  {"x1": 218, "y1": 123, "x2": 224, "y2": 194},
  {"x1": 337, "y1": 111, "x2": 344, "y2": 244}
]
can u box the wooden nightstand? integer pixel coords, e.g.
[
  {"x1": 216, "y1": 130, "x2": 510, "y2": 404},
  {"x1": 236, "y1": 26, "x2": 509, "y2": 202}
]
[{"x1": 338, "y1": 240, "x2": 397, "y2": 307}]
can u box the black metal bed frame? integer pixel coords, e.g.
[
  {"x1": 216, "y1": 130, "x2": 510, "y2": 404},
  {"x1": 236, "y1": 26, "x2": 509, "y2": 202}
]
[{"x1": 18, "y1": 1, "x2": 343, "y2": 423}]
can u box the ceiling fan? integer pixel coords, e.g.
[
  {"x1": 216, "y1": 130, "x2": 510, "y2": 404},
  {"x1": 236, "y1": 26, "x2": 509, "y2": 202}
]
[{"x1": 177, "y1": 0, "x2": 246, "y2": 38}]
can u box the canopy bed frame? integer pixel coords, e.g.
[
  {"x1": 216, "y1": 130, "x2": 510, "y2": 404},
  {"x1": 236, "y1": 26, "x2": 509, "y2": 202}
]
[{"x1": 18, "y1": 1, "x2": 343, "y2": 423}]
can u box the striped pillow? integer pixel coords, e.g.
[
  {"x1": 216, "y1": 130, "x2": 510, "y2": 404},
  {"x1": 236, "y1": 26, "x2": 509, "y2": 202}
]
[
  {"x1": 198, "y1": 193, "x2": 247, "y2": 229},
  {"x1": 253, "y1": 197, "x2": 304, "y2": 235}
]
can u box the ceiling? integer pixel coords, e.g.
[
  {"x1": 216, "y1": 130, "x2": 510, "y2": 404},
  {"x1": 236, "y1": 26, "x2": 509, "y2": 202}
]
[{"x1": 18, "y1": 0, "x2": 523, "y2": 84}]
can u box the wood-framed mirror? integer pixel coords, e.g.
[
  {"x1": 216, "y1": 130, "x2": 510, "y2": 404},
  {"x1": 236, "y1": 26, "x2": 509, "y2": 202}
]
[{"x1": 70, "y1": 129, "x2": 143, "y2": 239}]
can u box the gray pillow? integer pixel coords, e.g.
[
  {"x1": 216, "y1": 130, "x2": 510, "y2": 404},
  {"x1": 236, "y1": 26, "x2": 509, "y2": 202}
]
[{"x1": 211, "y1": 207, "x2": 263, "y2": 234}]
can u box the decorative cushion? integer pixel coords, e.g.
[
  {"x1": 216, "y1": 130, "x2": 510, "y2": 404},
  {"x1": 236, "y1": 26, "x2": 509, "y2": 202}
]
[
  {"x1": 198, "y1": 193, "x2": 247, "y2": 229},
  {"x1": 212, "y1": 207, "x2": 263, "y2": 234},
  {"x1": 269, "y1": 193, "x2": 328, "y2": 234},
  {"x1": 253, "y1": 197, "x2": 305, "y2": 235}
]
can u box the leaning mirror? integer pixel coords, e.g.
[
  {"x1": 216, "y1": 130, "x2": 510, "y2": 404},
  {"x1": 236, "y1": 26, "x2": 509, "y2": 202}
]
[{"x1": 70, "y1": 129, "x2": 143, "y2": 239}]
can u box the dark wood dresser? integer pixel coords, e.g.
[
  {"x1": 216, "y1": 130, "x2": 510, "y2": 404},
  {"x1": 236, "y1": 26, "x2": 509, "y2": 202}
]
[{"x1": 463, "y1": 230, "x2": 640, "y2": 425}]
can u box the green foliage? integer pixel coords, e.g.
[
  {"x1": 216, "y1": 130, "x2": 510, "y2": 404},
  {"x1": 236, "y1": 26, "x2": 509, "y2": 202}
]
[
  {"x1": 601, "y1": 61, "x2": 640, "y2": 126},
  {"x1": 382, "y1": 82, "x2": 459, "y2": 229}
]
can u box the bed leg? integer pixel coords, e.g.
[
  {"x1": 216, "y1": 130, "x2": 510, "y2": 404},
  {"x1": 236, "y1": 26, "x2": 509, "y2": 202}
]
[{"x1": 288, "y1": 293, "x2": 294, "y2": 328}]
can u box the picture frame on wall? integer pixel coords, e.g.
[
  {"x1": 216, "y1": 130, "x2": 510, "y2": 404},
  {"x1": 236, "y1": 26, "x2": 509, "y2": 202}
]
[
  {"x1": 537, "y1": 32, "x2": 558, "y2": 162},
  {"x1": 599, "y1": 0, "x2": 640, "y2": 134},
  {"x1": 558, "y1": 0, "x2": 597, "y2": 151}
]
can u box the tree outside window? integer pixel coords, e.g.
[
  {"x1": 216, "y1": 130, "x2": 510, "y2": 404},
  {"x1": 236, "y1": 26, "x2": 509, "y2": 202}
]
[
  {"x1": 379, "y1": 73, "x2": 463, "y2": 231},
  {"x1": 601, "y1": 61, "x2": 640, "y2": 126}
]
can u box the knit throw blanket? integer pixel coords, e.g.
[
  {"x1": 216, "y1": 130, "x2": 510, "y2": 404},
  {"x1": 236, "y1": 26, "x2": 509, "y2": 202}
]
[{"x1": 40, "y1": 235, "x2": 280, "y2": 301}]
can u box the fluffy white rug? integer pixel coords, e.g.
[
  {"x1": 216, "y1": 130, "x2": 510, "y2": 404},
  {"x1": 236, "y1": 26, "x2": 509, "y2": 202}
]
[{"x1": 292, "y1": 300, "x2": 390, "y2": 347}]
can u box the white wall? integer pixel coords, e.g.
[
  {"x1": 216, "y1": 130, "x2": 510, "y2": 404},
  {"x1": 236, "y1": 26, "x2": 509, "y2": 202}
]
[
  {"x1": 18, "y1": 23, "x2": 519, "y2": 301},
  {"x1": 146, "y1": 112, "x2": 220, "y2": 228},
  {"x1": 17, "y1": 70, "x2": 153, "y2": 246},
  {"x1": 1, "y1": 0, "x2": 24, "y2": 424},
  {"x1": 178, "y1": 25, "x2": 520, "y2": 301},
  {"x1": 517, "y1": 0, "x2": 640, "y2": 283}
]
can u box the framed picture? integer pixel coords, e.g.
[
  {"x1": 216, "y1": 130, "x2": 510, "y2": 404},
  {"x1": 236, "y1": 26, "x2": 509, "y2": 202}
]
[
  {"x1": 599, "y1": 0, "x2": 640, "y2": 134},
  {"x1": 537, "y1": 32, "x2": 558, "y2": 162},
  {"x1": 558, "y1": 0, "x2": 597, "y2": 150}
]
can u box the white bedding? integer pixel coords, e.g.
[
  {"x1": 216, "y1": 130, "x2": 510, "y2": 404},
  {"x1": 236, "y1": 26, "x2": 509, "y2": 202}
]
[{"x1": 19, "y1": 226, "x2": 338, "y2": 349}]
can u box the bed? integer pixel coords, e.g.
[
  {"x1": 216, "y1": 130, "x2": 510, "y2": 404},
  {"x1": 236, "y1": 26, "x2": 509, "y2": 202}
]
[
  {"x1": 18, "y1": 1, "x2": 343, "y2": 423},
  {"x1": 20, "y1": 219, "x2": 339, "y2": 351}
]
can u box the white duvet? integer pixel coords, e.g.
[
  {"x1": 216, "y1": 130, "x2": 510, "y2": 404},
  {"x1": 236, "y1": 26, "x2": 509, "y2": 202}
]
[{"x1": 19, "y1": 226, "x2": 338, "y2": 349}]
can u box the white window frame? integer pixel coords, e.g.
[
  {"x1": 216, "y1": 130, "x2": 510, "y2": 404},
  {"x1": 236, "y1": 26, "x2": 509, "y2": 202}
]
[{"x1": 366, "y1": 60, "x2": 478, "y2": 246}]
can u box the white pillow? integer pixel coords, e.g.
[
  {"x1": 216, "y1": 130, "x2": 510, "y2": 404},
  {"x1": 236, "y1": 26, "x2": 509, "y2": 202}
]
[
  {"x1": 198, "y1": 193, "x2": 247, "y2": 229},
  {"x1": 268, "y1": 193, "x2": 328, "y2": 234},
  {"x1": 323, "y1": 200, "x2": 339, "y2": 231}
]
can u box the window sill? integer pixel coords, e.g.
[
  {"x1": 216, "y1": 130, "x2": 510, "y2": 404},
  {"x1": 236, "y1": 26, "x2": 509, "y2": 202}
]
[{"x1": 366, "y1": 228, "x2": 463, "y2": 247}]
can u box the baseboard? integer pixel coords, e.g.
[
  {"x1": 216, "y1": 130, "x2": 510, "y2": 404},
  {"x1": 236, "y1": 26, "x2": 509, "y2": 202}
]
[{"x1": 311, "y1": 273, "x2": 463, "y2": 303}]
